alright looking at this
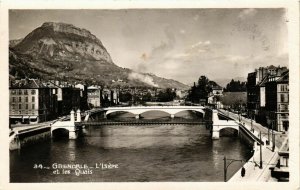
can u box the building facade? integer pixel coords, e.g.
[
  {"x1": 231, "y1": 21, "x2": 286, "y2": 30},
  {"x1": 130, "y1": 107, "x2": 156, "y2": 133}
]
[
  {"x1": 247, "y1": 66, "x2": 289, "y2": 132},
  {"x1": 87, "y1": 86, "x2": 102, "y2": 108},
  {"x1": 265, "y1": 71, "x2": 289, "y2": 131},
  {"x1": 247, "y1": 65, "x2": 288, "y2": 122},
  {"x1": 9, "y1": 79, "x2": 58, "y2": 124}
]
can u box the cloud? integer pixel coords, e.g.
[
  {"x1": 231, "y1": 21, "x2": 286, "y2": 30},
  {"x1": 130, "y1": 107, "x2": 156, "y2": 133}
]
[
  {"x1": 173, "y1": 40, "x2": 219, "y2": 59},
  {"x1": 135, "y1": 25, "x2": 177, "y2": 73},
  {"x1": 128, "y1": 72, "x2": 159, "y2": 87},
  {"x1": 238, "y1": 9, "x2": 258, "y2": 20},
  {"x1": 179, "y1": 29, "x2": 186, "y2": 34},
  {"x1": 149, "y1": 25, "x2": 176, "y2": 59}
]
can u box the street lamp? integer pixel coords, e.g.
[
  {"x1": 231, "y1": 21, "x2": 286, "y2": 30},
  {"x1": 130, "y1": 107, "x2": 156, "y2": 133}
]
[
  {"x1": 259, "y1": 131, "x2": 263, "y2": 169},
  {"x1": 272, "y1": 120, "x2": 276, "y2": 152},
  {"x1": 260, "y1": 131, "x2": 270, "y2": 146},
  {"x1": 223, "y1": 156, "x2": 243, "y2": 182},
  {"x1": 250, "y1": 111, "x2": 254, "y2": 132}
]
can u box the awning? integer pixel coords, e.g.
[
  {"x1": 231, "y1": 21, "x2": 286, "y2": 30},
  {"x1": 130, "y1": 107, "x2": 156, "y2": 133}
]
[
  {"x1": 22, "y1": 116, "x2": 29, "y2": 119},
  {"x1": 29, "y1": 116, "x2": 38, "y2": 119}
]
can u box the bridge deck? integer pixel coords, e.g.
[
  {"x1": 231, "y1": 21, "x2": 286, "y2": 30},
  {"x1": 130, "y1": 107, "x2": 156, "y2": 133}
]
[{"x1": 78, "y1": 120, "x2": 211, "y2": 126}]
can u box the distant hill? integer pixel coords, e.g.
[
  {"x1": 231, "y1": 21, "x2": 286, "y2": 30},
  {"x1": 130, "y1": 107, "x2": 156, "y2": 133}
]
[{"x1": 9, "y1": 22, "x2": 189, "y2": 90}]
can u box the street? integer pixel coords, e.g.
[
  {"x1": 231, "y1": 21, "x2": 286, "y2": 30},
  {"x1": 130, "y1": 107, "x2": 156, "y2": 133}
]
[{"x1": 219, "y1": 109, "x2": 288, "y2": 150}]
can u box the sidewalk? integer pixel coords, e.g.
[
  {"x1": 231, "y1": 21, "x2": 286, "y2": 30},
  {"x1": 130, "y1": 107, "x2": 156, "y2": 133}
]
[
  {"x1": 219, "y1": 109, "x2": 287, "y2": 149},
  {"x1": 229, "y1": 139, "x2": 279, "y2": 181},
  {"x1": 219, "y1": 109, "x2": 289, "y2": 182}
]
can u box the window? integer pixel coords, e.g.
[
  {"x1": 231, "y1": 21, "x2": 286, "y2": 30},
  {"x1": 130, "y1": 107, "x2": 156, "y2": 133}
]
[
  {"x1": 12, "y1": 97, "x2": 15, "y2": 102},
  {"x1": 32, "y1": 96, "x2": 35, "y2": 102},
  {"x1": 19, "y1": 97, "x2": 22, "y2": 102},
  {"x1": 24, "y1": 90, "x2": 28, "y2": 95},
  {"x1": 11, "y1": 104, "x2": 15, "y2": 109},
  {"x1": 18, "y1": 104, "x2": 22, "y2": 109},
  {"x1": 32, "y1": 104, "x2": 35, "y2": 109},
  {"x1": 18, "y1": 89, "x2": 22, "y2": 95},
  {"x1": 31, "y1": 90, "x2": 36, "y2": 95},
  {"x1": 280, "y1": 94, "x2": 288, "y2": 102},
  {"x1": 25, "y1": 97, "x2": 28, "y2": 102},
  {"x1": 11, "y1": 90, "x2": 16, "y2": 95},
  {"x1": 25, "y1": 104, "x2": 28, "y2": 109}
]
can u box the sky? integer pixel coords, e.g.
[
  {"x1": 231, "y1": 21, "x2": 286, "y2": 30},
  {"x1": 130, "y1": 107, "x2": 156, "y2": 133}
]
[{"x1": 9, "y1": 9, "x2": 288, "y2": 86}]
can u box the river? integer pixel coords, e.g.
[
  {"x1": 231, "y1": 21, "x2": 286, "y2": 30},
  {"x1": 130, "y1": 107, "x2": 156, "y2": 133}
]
[{"x1": 10, "y1": 111, "x2": 253, "y2": 182}]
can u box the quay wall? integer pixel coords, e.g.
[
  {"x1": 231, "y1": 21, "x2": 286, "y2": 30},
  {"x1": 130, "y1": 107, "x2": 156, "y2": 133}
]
[
  {"x1": 238, "y1": 127, "x2": 256, "y2": 148},
  {"x1": 10, "y1": 127, "x2": 51, "y2": 150}
]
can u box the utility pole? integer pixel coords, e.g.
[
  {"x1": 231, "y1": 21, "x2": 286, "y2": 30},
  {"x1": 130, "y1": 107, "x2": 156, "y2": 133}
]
[
  {"x1": 259, "y1": 131, "x2": 263, "y2": 169},
  {"x1": 272, "y1": 121, "x2": 275, "y2": 152},
  {"x1": 250, "y1": 112, "x2": 253, "y2": 131},
  {"x1": 224, "y1": 156, "x2": 227, "y2": 182},
  {"x1": 267, "y1": 124, "x2": 270, "y2": 145}
]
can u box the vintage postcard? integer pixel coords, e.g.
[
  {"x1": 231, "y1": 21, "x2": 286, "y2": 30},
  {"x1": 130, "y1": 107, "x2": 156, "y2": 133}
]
[{"x1": 0, "y1": 0, "x2": 299, "y2": 190}]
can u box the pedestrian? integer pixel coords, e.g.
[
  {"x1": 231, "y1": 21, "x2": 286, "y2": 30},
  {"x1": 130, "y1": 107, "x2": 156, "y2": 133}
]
[{"x1": 241, "y1": 167, "x2": 246, "y2": 177}]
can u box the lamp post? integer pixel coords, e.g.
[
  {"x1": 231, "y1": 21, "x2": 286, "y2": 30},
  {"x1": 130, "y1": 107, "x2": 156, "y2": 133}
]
[
  {"x1": 260, "y1": 130, "x2": 273, "y2": 147},
  {"x1": 250, "y1": 111, "x2": 254, "y2": 132},
  {"x1": 223, "y1": 156, "x2": 243, "y2": 182},
  {"x1": 272, "y1": 120, "x2": 275, "y2": 152},
  {"x1": 259, "y1": 131, "x2": 263, "y2": 169}
]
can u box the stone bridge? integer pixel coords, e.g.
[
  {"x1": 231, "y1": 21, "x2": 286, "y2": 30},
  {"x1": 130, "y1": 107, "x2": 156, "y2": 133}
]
[
  {"x1": 50, "y1": 107, "x2": 239, "y2": 140},
  {"x1": 86, "y1": 106, "x2": 206, "y2": 120},
  {"x1": 51, "y1": 110, "x2": 82, "y2": 139},
  {"x1": 211, "y1": 110, "x2": 239, "y2": 139}
]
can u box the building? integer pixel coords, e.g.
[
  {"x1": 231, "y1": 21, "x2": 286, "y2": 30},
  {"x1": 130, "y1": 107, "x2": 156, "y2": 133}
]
[
  {"x1": 48, "y1": 81, "x2": 81, "y2": 116},
  {"x1": 87, "y1": 86, "x2": 102, "y2": 108},
  {"x1": 75, "y1": 83, "x2": 88, "y2": 111},
  {"x1": 9, "y1": 78, "x2": 58, "y2": 124},
  {"x1": 265, "y1": 71, "x2": 289, "y2": 131},
  {"x1": 211, "y1": 86, "x2": 223, "y2": 96},
  {"x1": 112, "y1": 88, "x2": 120, "y2": 105},
  {"x1": 247, "y1": 65, "x2": 288, "y2": 122}
]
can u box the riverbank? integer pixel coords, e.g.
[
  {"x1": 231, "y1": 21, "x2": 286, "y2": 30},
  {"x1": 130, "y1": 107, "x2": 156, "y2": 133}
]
[{"x1": 9, "y1": 118, "x2": 64, "y2": 150}]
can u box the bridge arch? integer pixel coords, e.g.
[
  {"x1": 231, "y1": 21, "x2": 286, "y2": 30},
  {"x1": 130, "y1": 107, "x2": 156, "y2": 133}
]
[
  {"x1": 105, "y1": 110, "x2": 138, "y2": 116},
  {"x1": 172, "y1": 109, "x2": 205, "y2": 116},
  {"x1": 51, "y1": 127, "x2": 70, "y2": 139},
  {"x1": 138, "y1": 110, "x2": 173, "y2": 116},
  {"x1": 218, "y1": 125, "x2": 239, "y2": 131},
  {"x1": 105, "y1": 108, "x2": 205, "y2": 119}
]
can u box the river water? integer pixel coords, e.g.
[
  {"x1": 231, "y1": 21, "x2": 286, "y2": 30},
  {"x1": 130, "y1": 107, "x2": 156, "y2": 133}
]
[{"x1": 10, "y1": 111, "x2": 253, "y2": 182}]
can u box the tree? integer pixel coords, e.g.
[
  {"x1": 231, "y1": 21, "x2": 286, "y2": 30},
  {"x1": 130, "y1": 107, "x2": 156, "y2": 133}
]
[
  {"x1": 186, "y1": 75, "x2": 213, "y2": 103},
  {"x1": 142, "y1": 92, "x2": 152, "y2": 102},
  {"x1": 119, "y1": 92, "x2": 132, "y2": 102},
  {"x1": 224, "y1": 79, "x2": 246, "y2": 92},
  {"x1": 157, "y1": 88, "x2": 176, "y2": 102}
]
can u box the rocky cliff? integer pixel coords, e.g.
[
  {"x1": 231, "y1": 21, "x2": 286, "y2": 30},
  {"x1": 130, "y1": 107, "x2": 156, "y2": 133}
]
[
  {"x1": 10, "y1": 22, "x2": 188, "y2": 89},
  {"x1": 14, "y1": 22, "x2": 113, "y2": 63}
]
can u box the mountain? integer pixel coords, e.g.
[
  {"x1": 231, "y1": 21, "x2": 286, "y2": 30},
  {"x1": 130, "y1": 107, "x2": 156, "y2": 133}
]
[
  {"x1": 9, "y1": 22, "x2": 188, "y2": 89},
  {"x1": 9, "y1": 38, "x2": 23, "y2": 48}
]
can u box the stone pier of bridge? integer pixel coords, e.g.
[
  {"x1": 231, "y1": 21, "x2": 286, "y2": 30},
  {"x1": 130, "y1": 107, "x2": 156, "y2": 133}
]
[
  {"x1": 211, "y1": 110, "x2": 239, "y2": 140},
  {"x1": 51, "y1": 109, "x2": 83, "y2": 140}
]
